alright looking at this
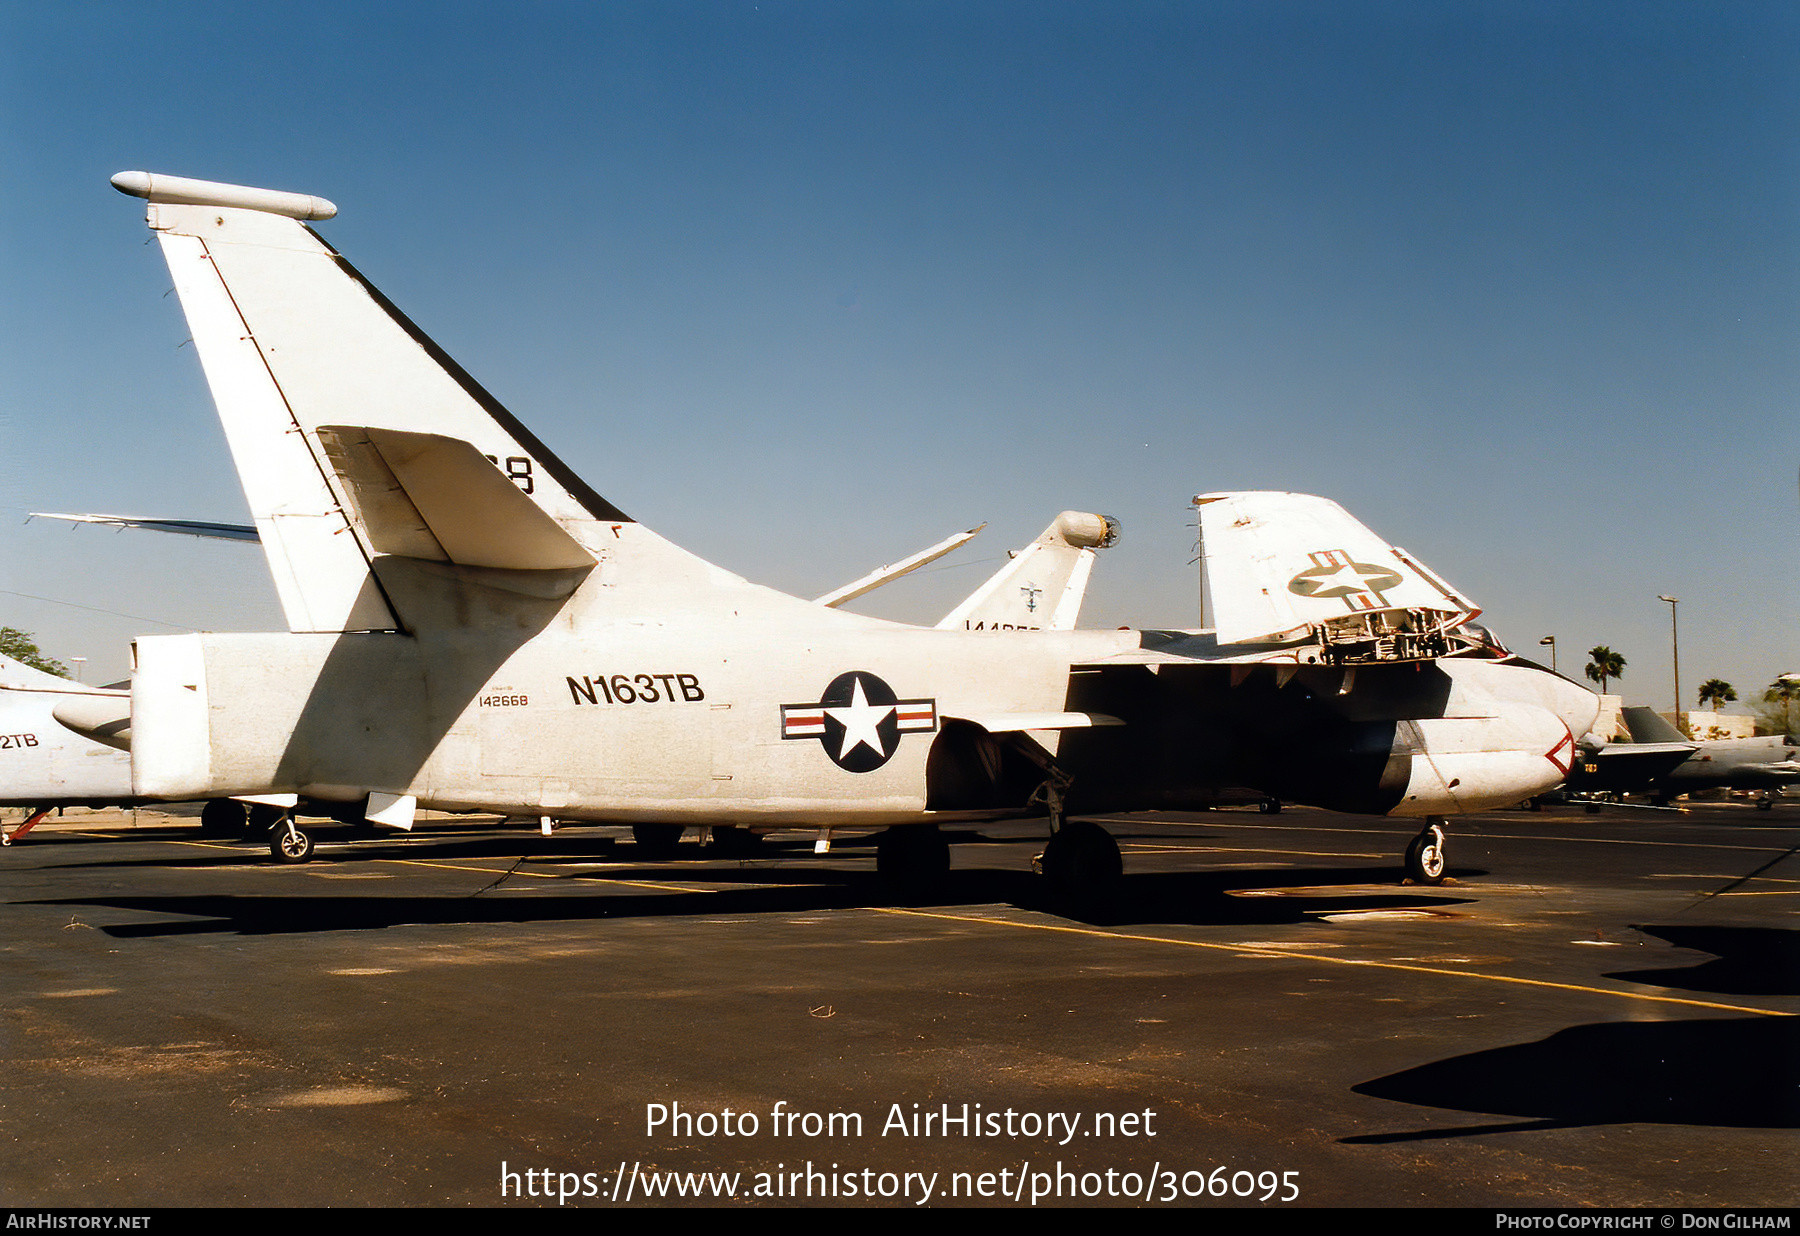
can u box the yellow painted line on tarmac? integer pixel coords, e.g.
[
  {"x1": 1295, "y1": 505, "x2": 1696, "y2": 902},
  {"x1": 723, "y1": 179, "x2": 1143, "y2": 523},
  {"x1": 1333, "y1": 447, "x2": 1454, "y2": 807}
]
[
  {"x1": 1149, "y1": 819, "x2": 1799, "y2": 854},
  {"x1": 373, "y1": 855, "x2": 720, "y2": 894},
  {"x1": 870, "y1": 906, "x2": 1794, "y2": 1018},
  {"x1": 166, "y1": 838, "x2": 735, "y2": 895},
  {"x1": 1124, "y1": 842, "x2": 1385, "y2": 859}
]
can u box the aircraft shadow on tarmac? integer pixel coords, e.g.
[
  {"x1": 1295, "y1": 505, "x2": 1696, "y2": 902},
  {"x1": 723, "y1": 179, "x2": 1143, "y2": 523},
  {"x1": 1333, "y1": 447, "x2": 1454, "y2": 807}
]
[
  {"x1": 1606, "y1": 924, "x2": 1800, "y2": 998},
  {"x1": 25, "y1": 826, "x2": 1474, "y2": 935},
  {"x1": 1344, "y1": 1015, "x2": 1800, "y2": 1141}
]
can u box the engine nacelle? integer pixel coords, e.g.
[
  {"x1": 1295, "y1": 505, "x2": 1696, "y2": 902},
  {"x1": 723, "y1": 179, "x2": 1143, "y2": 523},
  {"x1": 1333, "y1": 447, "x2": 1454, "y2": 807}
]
[
  {"x1": 1383, "y1": 705, "x2": 1574, "y2": 817},
  {"x1": 1206, "y1": 657, "x2": 1593, "y2": 818}
]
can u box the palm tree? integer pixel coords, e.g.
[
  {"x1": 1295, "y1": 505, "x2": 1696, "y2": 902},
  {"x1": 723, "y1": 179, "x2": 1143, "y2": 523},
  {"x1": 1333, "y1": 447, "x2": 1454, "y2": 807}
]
[
  {"x1": 1763, "y1": 675, "x2": 1799, "y2": 736},
  {"x1": 1584, "y1": 646, "x2": 1626, "y2": 694},
  {"x1": 1696, "y1": 679, "x2": 1736, "y2": 710}
]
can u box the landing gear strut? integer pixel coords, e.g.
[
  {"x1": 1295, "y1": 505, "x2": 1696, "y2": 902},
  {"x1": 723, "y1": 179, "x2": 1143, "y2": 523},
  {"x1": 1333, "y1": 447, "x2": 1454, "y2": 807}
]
[
  {"x1": 1404, "y1": 819, "x2": 1447, "y2": 885},
  {"x1": 1024, "y1": 763, "x2": 1122, "y2": 906}
]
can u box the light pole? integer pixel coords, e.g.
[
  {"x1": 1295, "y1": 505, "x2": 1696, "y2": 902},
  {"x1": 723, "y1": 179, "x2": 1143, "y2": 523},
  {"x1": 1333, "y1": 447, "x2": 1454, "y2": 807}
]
[
  {"x1": 1538, "y1": 635, "x2": 1556, "y2": 674},
  {"x1": 1657, "y1": 595, "x2": 1680, "y2": 734}
]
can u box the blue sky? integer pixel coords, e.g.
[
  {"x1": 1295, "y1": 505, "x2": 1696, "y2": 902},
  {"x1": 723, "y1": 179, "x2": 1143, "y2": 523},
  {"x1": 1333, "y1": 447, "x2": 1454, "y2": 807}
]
[{"x1": 2, "y1": 1, "x2": 1794, "y2": 709}]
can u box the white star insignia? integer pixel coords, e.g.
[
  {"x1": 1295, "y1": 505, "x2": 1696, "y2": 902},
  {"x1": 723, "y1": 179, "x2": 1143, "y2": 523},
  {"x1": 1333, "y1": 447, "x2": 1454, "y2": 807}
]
[{"x1": 825, "y1": 676, "x2": 895, "y2": 761}]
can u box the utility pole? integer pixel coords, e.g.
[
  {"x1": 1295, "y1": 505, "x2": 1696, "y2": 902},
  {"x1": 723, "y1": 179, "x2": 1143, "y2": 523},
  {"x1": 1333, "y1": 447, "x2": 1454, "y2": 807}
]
[{"x1": 1657, "y1": 595, "x2": 1680, "y2": 735}]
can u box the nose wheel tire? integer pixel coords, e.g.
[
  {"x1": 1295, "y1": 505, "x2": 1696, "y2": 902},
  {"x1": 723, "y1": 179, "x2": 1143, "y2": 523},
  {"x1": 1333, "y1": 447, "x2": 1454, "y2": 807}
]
[
  {"x1": 1404, "y1": 823, "x2": 1446, "y2": 885},
  {"x1": 270, "y1": 819, "x2": 315, "y2": 864}
]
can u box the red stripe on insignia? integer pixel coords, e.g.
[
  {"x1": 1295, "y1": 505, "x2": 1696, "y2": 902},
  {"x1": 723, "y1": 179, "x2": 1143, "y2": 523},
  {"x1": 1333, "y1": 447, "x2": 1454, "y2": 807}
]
[
  {"x1": 781, "y1": 706, "x2": 828, "y2": 738},
  {"x1": 896, "y1": 702, "x2": 936, "y2": 730}
]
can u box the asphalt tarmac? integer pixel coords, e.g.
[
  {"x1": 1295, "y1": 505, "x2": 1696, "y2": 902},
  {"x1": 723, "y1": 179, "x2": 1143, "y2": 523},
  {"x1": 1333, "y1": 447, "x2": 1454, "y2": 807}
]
[{"x1": 2, "y1": 801, "x2": 1794, "y2": 1209}]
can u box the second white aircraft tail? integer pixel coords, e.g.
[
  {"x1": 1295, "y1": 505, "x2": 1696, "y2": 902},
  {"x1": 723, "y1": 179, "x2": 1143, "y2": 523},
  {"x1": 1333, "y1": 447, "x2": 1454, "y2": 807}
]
[{"x1": 936, "y1": 510, "x2": 1117, "y2": 632}]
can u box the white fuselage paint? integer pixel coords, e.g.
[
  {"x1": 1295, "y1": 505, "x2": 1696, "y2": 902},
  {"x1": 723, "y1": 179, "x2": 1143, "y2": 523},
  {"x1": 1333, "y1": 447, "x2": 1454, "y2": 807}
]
[
  {"x1": 0, "y1": 688, "x2": 134, "y2": 806},
  {"x1": 133, "y1": 581, "x2": 1131, "y2": 822}
]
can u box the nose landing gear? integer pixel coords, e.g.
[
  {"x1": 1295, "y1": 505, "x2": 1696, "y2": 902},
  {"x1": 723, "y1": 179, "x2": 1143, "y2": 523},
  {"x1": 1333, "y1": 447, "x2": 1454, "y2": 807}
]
[{"x1": 1404, "y1": 819, "x2": 1447, "y2": 885}]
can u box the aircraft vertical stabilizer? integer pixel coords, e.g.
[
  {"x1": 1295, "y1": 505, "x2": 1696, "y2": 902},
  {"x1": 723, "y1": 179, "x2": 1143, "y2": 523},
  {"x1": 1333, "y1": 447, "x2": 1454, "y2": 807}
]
[
  {"x1": 115, "y1": 171, "x2": 729, "y2": 634},
  {"x1": 936, "y1": 511, "x2": 1117, "y2": 632}
]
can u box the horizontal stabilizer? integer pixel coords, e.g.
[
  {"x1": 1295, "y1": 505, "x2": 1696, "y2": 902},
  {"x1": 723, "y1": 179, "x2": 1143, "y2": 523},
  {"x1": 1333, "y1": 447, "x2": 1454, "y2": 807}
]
[
  {"x1": 937, "y1": 511, "x2": 1117, "y2": 632},
  {"x1": 1196, "y1": 491, "x2": 1478, "y2": 652},
  {"x1": 814, "y1": 524, "x2": 985, "y2": 608},
  {"x1": 32, "y1": 512, "x2": 258, "y2": 543},
  {"x1": 51, "y1": 694, "x2": 133, "y2": 751},
  {"x1": 317, "y1": 426, "x2": 595, "y2": 571}
]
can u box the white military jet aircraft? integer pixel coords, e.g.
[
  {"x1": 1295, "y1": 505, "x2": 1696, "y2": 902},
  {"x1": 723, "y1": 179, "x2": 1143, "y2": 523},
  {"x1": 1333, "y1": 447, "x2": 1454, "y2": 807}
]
[
  {"x1": 13, "y1": 510, "x2": 1095, "y2": 854},
  {"x1": 0, "y1": 652, "x2": 261, "y2": 841},
  {"x1": 109, "y1": 171, "x2": 1596, "y2": 890},
  {"x1": 0, "y1": 653, "x2": 135, "y2": 841}
]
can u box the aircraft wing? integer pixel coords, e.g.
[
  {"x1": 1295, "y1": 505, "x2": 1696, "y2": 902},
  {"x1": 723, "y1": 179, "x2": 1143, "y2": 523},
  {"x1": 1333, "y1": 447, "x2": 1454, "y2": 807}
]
[
  {"x1": 1195, "y1": 491, "x2": 1480, "y2": 655},
  {"x1": 31, "y1": 513, "x2": 259, "y2": 542},
  {"x1": 1564, "y1": 741, "x2": 1697, "y2": 793}
]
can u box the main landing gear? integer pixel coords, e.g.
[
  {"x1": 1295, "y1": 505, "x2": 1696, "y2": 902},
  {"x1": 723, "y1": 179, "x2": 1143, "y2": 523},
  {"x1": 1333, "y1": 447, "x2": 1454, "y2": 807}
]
[
  {"x1": 1027, "y1": 768, "x2": 1122, "y2": 907},
  {"x1": 1403, "y1": 818, "x2": 1447, "y2": 885},
  {"x1": 1037, "y1": 819, "x2": 1122, "y2": 904}
]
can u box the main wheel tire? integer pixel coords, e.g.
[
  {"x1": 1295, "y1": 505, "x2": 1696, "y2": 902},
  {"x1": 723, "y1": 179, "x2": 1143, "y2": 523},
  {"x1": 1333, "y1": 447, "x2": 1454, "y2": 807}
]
[
  {"x1": 1259, "y1": 798, "x2": 1282, "y2": 815},
  {"x1": 633, "y1": 823, "x2": 684, "y2": 858},
  {"x1": 199, "y1": 799, "x2": 248, "y2": 837},
  {"x1": 270, "y1": 823, "x2": 315, "y2": 864},
  {"x1": 1404, "y1": 825, "x2": 1446, "y2": 885},
  {"x1": 707, "y1": 825, "x2": 763, "y2": 858},
  {"x1": 1039, "y1": 819, "x2": 1123, "y2": 905}
]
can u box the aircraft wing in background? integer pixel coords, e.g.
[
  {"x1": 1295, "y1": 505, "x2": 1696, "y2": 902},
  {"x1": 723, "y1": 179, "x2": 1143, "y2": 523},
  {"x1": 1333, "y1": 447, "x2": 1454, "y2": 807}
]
[
  {"x1": 31, "y1": 512, "x2": 258, "y2": 542},
  {"x1": 1196, "y1": 491, "x2": 1482, "y2": 662}
]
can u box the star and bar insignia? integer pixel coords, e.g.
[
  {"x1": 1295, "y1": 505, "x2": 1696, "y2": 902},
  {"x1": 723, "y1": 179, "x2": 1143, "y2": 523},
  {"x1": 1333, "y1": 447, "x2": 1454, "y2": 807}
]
[
  {"x1": 1286, "y1": 549, "x2": 1404, "y2": 611},
  {"x1": 780, "y1": 671, "x2": 937, "y2": 773}
]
